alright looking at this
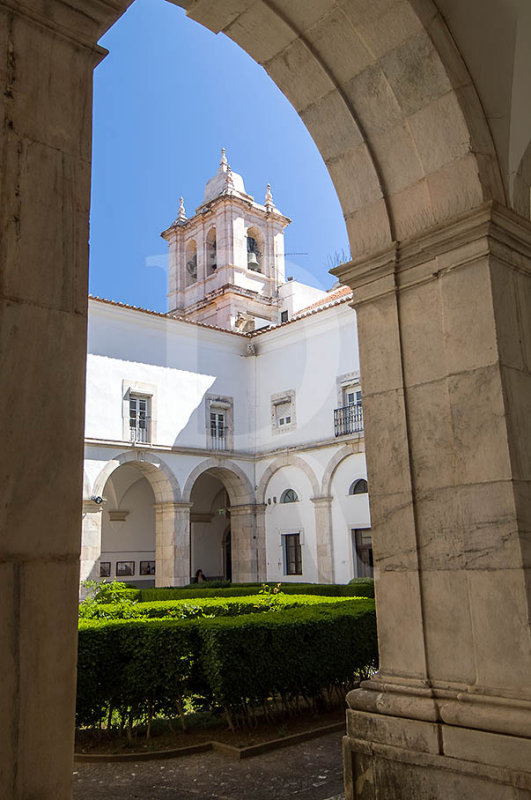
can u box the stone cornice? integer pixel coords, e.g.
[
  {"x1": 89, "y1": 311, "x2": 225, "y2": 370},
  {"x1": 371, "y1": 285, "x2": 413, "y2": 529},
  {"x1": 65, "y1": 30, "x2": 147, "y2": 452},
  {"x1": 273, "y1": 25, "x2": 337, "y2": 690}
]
[
  {"x1": 332, "y1": 202, "x2": 531, "y2": 306},
  {"x1": 0, "y1": 0, "x2": 129, "y2": 54}
]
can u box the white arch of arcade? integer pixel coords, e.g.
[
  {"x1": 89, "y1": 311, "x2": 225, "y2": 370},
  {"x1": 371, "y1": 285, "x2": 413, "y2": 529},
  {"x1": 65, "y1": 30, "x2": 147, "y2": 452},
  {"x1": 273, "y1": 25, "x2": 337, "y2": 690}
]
[{"x1": 183, "y1": 459, "x2": 259, "y2": 583}]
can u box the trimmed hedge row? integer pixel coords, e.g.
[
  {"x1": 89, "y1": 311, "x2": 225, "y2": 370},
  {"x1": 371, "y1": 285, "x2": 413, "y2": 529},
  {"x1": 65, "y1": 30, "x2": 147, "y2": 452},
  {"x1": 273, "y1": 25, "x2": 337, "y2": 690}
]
[
  {"x1": 76, "y1": 599, "x2": 376, "y2": 728},
  {"x1": 133, "y1": 578, "x2": 374, "y2": 603},
  {"x1": 81, "y1": 593, "x2": 357, "y2": 620}
]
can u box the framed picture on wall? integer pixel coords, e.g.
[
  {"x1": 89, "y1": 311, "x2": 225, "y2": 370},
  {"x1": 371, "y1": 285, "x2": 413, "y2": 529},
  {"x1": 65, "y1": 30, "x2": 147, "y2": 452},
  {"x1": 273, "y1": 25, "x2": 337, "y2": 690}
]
[
  {"x1": 116, "y1": 561, "x2": 135, "y2": 577},
  {"x1": 140, "y1": 560, "x2": 156, "y2": 576},
  {"x1": 99, "y1": 561, "x2": 111, "y2": 578}
]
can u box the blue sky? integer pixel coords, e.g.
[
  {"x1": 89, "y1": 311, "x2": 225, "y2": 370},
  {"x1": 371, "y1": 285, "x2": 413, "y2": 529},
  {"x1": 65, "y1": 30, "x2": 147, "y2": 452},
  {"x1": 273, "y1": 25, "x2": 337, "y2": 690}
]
[{"x1": 90, "y1": 0, "x2": 349, "y2": 312}]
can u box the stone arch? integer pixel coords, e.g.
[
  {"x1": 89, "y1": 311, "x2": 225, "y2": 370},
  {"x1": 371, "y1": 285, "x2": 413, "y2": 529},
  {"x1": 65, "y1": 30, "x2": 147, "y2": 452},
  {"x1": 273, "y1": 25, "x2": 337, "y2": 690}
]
[
  {"x1": 82, "y1": 469, "x2": 92, "y2": 501},
  {"x1": 321, "y1": 444, "x2": 363, "y2": 497},
  {"x1": 512, "y1": 138, "x2": 531, "y2": 218},
  {"x1": 182, "y1": 458, "x2": 254, "y2": 505},
  {"x1": 92, "y1": 451, "x2": 181, "y2": 504},
  {"x1": 183, "y1": 0, "x2": 504, "y2": 255},
  {"x1": 257, "y1": 454, "x2": 320, "y2": 504}
]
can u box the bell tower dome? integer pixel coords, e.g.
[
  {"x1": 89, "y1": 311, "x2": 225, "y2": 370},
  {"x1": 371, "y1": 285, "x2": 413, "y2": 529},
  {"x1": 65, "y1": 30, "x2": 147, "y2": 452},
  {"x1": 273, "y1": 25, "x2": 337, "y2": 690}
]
[{"x1": 161, "y1": 149, "x2": 290, "y2": 331}]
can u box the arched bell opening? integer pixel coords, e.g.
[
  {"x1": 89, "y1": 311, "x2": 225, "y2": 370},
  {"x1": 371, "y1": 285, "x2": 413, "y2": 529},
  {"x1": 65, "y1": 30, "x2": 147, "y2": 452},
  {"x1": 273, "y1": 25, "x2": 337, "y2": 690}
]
[
  {"x1": 205, "y1": 227, "x2": 217, "y2": 276},
  {"x1": 246, "y1": 226, "x2": 264, "y2": 273},
  {"x1": 185, "y1": 238, "x2": 197, "y2": 286}
]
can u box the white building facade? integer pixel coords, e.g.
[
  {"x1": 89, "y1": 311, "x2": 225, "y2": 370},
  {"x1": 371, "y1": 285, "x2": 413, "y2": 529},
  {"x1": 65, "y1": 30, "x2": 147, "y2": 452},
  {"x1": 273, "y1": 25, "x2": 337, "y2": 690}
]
[{"x1": 82, "y1": 153, "x2": 371, "y2": 587}]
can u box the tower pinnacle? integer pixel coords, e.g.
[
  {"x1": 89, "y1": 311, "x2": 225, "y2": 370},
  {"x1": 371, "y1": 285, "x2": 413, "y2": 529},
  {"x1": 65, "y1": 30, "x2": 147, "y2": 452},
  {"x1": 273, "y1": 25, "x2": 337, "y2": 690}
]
[
  {"x1": 265, "y1": 183, "x2": 274, "y2": 212},
  {"x1": 175, "y1": 196, "x2": 187, "y2": 225}
]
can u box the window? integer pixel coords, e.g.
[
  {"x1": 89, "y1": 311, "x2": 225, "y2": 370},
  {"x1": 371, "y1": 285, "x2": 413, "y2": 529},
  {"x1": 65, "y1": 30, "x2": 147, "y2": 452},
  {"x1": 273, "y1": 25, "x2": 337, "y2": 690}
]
[
  {"x1": 353, "y1": 529, "x2": 373, "y2": 578},
  {"x1": 206, "y1": 395, "x2": 233, "y2": 450},
  {"x1": 99, "y1": 561, "x2": 111, "y2": 578},
  {"x1": 349, "y1": 478, "x2": 368, "y2": 495},
  {"x1": 280, "y1": 310, "x2": 288, "y2": 323},
  {"x1": 140, "y1": 560, "x2": 156, "y2": 576},
  {"x1": 129, "y1": 395, "x2": 150, "y2": 443},
  {"x1": 210, "y1": 410, "x2": 226, "y2": 450},
  {"x1": 282, "y1": 533, "x2": 302, "y2": 575},
  {"x1": 344, "y1": 387, "x2": 362, "y2": 406},
  {"x1": 123, "y1": 381, "x2": 157, "y2": 444},
  {"x1": 280, "y1": 488, "x2": 298, "y2": 503},
  {"x1": 276, "y1": 402, "x2": 291, "y2": 427},
  {"x1": 116, "y1": 560, "x2": 135, "y2": 577},
  {"x1": 271, "y1": 390, "x2": 296, "y2": 434}
]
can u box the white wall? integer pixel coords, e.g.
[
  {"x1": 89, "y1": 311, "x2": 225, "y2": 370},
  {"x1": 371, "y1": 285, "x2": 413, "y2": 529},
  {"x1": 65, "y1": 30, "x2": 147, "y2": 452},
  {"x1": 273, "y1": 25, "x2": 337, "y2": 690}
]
[
  {"x1": 253, "y1": 304, "x2": 360, "y2": 449},
  {"x1": 263, "y1": 465, "x2": 319, "y2": 583},
  {"x1": 329, "y1": 453, "x2": 371, "y2": 583}
]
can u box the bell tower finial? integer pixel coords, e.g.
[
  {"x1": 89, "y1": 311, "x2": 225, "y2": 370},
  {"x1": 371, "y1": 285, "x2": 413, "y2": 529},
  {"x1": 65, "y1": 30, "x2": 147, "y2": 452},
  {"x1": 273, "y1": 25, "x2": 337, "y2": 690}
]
[
  {"x1": 175, "y1": 196, "x2": 187, "y2": 224},
  {"x1": 265, "y1": 183, "x2": 274, "y2": 212},
  {"x1": 220, "y1": 147, "x2": 228, "y2": 171}
]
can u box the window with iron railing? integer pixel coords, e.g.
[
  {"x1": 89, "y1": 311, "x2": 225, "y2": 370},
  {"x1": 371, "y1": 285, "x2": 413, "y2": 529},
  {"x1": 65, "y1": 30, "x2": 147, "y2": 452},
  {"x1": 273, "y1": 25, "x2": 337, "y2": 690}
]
[
  {"x1": 210, "y1": 411, "x2": 227, "y2": 450},
  {"x1": 129, "y1": 395, "x2": 151, "y2": 443},
  {"x1": 334, "y1": 402, "x2": 364, "y2": 436}
]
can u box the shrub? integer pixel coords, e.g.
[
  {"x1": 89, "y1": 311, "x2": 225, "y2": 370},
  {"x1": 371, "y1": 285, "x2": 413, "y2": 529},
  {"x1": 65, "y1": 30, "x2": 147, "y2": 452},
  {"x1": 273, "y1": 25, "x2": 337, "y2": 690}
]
[
  {"x1": 199, "y1": 600, "x2": 377, "y2": 715},
  {"x1": 81, "y1": 593, "x2": 356, "y2": 621},
  {"x1": 76, "y1": 599, "x2": 377, "y2": 730},
  {"x1": 136, "y1": 579, "x2": 374, "y2": 603}
]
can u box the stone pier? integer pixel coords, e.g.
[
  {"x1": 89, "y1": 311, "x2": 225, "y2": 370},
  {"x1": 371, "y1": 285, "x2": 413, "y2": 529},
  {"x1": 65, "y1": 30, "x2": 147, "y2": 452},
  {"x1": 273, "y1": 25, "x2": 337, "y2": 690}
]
[{"x1": 333, "y1": 203, "x2": 531, "y2": 799}]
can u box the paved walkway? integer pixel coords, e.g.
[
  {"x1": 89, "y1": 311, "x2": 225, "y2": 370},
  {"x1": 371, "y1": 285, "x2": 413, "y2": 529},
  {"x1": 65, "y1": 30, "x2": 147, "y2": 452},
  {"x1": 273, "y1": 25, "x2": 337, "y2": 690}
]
[{"x1": 73, "y1": 730, "x2": 345, "y2": 800}]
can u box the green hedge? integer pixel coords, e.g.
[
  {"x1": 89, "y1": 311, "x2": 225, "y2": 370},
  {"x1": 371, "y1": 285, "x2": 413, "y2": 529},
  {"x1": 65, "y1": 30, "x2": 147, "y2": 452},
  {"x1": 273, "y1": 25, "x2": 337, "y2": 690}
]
[
  {"x1": 136, "y1": 578, "x2": 374, "y2": 603},
  {"x1": 200, "y1": 601, "x2": 377, "y2": 710},
  {"x1": 76, "y1": 599, "x2": 376, "y2": 728},
  {"x1": 81, "y1": 593, "x2": 357, "y2": 620}
]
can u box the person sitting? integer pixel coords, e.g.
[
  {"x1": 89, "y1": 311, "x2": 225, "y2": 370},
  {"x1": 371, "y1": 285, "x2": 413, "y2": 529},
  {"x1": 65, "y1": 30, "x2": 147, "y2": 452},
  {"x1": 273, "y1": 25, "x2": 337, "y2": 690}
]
[{"x1": 195, "y1": 568, "x2": 207, "y2": 583}]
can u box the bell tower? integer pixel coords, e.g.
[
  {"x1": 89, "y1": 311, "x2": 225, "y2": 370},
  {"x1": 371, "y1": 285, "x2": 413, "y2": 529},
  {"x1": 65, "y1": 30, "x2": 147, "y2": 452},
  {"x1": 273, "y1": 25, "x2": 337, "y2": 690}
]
[{"x1": 161, "y1": 149, "x2": 290, "y2": 331}]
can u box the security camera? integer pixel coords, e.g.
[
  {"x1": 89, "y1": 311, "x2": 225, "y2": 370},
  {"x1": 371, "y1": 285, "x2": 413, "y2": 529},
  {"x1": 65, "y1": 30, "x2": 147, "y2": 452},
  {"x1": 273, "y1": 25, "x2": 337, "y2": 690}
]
[{"x1": 91, "y1": 496, "x2": 104, "y2": 505}]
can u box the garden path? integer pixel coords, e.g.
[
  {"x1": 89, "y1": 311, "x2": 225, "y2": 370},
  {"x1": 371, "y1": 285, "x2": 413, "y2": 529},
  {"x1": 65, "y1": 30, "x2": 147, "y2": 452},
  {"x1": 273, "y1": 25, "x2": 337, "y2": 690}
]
[{"x1": 73, "y1": 730, "x2": 345, "y2": 799}]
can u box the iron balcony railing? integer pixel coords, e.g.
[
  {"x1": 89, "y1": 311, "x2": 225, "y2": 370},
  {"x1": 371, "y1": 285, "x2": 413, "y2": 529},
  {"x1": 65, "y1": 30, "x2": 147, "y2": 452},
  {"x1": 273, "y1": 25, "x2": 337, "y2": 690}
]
[
  {"x1": 130, "y1": 420, "x2": 151, "y2": 444},
  {"x1": 210, "y1": 432, "x2": 227, "y2": 451},
  {"x1": 334, "y1": 403, "x2": 364, "y2": 436}
]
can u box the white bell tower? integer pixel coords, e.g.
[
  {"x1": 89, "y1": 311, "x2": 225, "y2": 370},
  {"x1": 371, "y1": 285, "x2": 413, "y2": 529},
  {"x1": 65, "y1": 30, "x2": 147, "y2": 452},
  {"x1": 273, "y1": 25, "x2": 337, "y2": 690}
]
[{"x1": 161, "y1": 149, "x2": 290, "y2": 331}]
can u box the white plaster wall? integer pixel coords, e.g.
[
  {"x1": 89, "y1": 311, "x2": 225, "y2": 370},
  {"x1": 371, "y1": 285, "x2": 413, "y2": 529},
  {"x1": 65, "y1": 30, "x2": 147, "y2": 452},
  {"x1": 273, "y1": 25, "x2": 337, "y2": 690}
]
[
  {"x1": 87, "y1": 301, "x2": 252, "y2": 449},
  {"x1": 329, "y1": 454, "x2": 371, "y2": 583},
  {"x1": 254, "y1": 304, "x2": 360, "y2": 448},
  {"x1": 263, "y1": 466, "x2": 318, "y2": 583},
  {"x1": 278, "y1": 280, "x2": 327, "y2": 317}
]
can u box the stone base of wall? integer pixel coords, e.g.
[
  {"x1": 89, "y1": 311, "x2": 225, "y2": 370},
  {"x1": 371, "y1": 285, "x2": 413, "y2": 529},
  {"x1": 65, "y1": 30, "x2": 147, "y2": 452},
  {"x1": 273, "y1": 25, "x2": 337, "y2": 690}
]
[{"x1": 343, "y1": 708, "x2": 531, "y2": 800}]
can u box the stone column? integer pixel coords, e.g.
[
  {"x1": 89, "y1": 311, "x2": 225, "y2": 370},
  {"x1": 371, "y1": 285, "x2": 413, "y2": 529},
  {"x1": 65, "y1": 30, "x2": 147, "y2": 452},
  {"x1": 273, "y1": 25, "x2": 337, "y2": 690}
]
[
  {"x1": 255, "y1": 503, "x2": 267, "y2": 581},
  {"x1": 0, "y1": 3, "x2": 128, "y2": 796},
  {"x1": 333, "y1": 203, "x2": 531, "y2": 799},
  {"x1": 154, "y1": 502, "x2": 192, "y2": 587},
  {"x1": 311, "y1": 496, "x2": 334, "y2": 583},
  {"x1": 79, "y1": 502, "x2": 103, "y2": 587},
  {"x1": 230, "y1": 504, "x2": 261, "y2": 583}
]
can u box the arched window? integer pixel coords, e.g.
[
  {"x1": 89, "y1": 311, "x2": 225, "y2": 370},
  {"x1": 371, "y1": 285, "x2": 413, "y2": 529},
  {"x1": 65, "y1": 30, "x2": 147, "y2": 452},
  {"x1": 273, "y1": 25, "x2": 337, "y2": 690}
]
[
  {"x1": 246, "y1": 226, "x2": 264, "y2": 272},
  {"x1": 349, "y1": 479, "x2": 368, "y2": 495},
  {"x1": 206, "y1": 227, "x2": 217, "y2": 275},
  {"x1": 280, "y1": 488, "x2": 298, "y2": 503},
  {"x1": 185, "y1": 239, "x2": 197, "y2": 285}
]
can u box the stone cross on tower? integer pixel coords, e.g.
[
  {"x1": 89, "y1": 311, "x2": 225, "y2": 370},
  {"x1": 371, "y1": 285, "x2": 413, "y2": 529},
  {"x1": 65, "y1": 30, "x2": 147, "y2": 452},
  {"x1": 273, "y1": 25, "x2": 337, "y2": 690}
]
[{"x1": 161, "y1": 149, "x2": 290, "y2": 331}]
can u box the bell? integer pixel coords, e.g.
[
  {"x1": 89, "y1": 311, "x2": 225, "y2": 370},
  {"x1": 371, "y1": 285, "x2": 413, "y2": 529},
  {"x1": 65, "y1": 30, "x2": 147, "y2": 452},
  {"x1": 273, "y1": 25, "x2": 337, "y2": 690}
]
[{"x1": 247, "y1": 251, "x2": 260, "y2": 271}]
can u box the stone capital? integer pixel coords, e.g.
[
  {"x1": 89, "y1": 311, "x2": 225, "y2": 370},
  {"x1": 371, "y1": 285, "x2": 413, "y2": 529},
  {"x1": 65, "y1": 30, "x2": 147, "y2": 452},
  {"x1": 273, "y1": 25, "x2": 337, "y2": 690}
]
[
  {"x1": 310, "y1": 496, "x2": 333, "y2": 506},
  {"x1": 332, "y1": 201, "x2": 531, "y2": 307},
  {"x1": 1, "y1": 0, "x2": 132, "y2": 54},
  {"x1": 229, "y1": 503, "x2": 263, "y2": 516},
  {"x1": 153, "y1": 501, "x2": 193, "y2": 511}
]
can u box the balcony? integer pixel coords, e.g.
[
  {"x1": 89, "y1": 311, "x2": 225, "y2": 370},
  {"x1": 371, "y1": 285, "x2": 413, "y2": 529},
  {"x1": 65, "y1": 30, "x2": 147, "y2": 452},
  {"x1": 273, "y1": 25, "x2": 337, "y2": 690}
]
[
  {"x1": 130, "y1": 421, "x2": 150, "y2": 444},
  {"x1": 210, "y1": 432, "x2": 227, "y2": 451},
  {"x1": 334, "y1": 403, "x2": 363, "y2": 436}
]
